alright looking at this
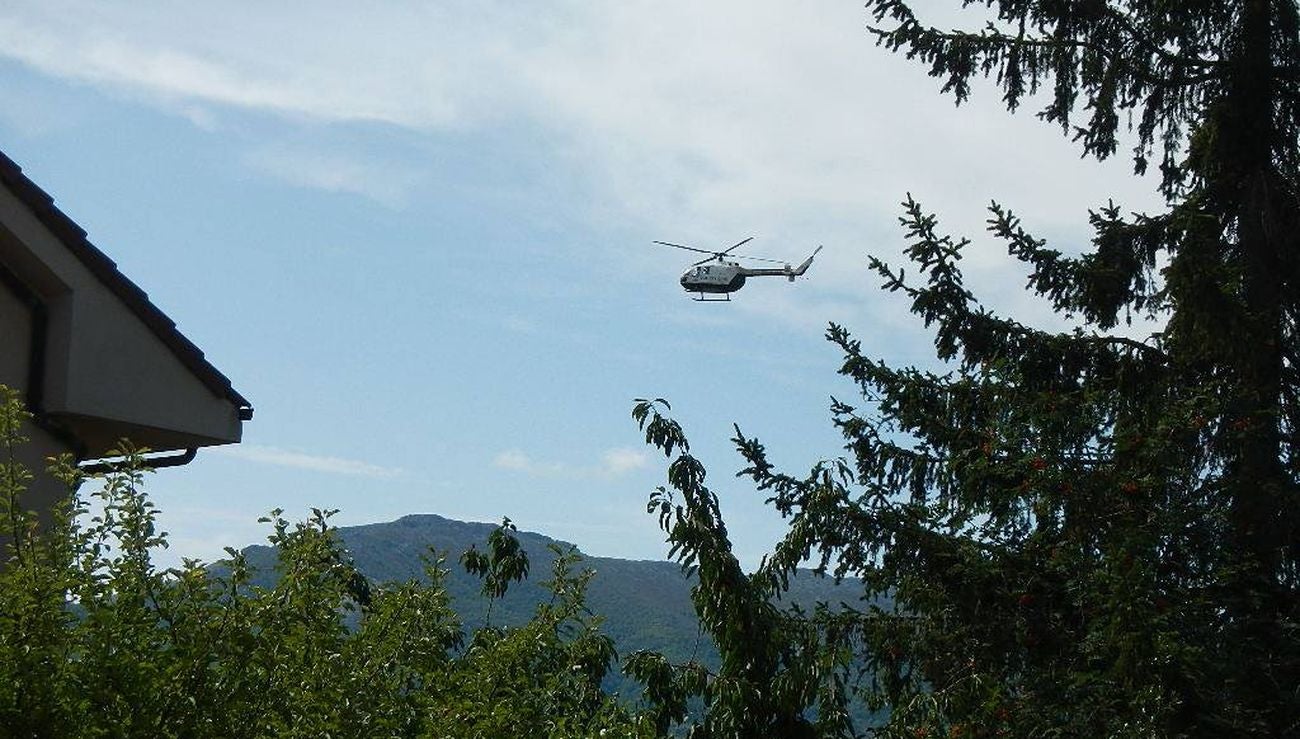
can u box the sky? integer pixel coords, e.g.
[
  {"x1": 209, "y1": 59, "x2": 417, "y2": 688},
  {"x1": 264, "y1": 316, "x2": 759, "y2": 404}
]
[{"x1": 0, "y1": 1, "x2": 1165, "y2": 569}]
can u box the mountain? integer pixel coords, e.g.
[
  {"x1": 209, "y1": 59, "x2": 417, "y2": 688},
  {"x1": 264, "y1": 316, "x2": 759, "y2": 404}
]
[{"x1": 234, "y1": 513, "x2": 866, "y2": 699}]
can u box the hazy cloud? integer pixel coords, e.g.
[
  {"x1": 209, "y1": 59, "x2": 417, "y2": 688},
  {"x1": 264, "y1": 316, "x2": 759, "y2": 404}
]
[
  {"x1": 0, "y1": 4, "x2": 481, "y2": 126},
  {"x1": 210, "y1": 444, "x2": 404, "y2": 479},
  {"x1": 600, "y1": 448, "x2": 649, "y2": 475},
  {"x1": 0, "y1": 1, "x2": 1164, "y2": 327},
  {"x1": 492, "y1": 449, "x2": 534, "y2": 472},
  {"x1": 493, "y1": 447, "x2": 648, "y2": 479},
  {"x1": 242, "y1": 146, "x2": 423, "y2": 207},
  {"x1": 0, "y1": 3, "x2": 1161, "y2": 216}
]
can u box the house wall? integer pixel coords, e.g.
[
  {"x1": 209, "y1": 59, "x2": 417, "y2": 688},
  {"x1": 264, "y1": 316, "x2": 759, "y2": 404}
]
[
  {"x1": 0, "y1": 184, "x2": 242, "y2": 458},
  {"x1": 1, "y1": 276, "x2": 77, "y2": 528},
  {"x1": 0, "y1": 267, "x2": 30, "y2": 390}
]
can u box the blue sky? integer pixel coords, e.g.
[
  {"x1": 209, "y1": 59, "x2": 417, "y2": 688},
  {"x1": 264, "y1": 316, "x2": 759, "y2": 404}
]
[{"x1": 0, "y1": 1, "x2": 1162, "y2": 568}]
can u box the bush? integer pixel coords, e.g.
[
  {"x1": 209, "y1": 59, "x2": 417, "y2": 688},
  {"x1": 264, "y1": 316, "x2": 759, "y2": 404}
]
[{"x1": 0, "y1": 385, "x2": 650, "y2": 739}]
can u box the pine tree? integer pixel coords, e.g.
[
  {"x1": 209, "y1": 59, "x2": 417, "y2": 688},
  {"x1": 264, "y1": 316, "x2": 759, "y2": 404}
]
[{"x1": 637, "y1": 2, "x2": 1299, "y2": 736}]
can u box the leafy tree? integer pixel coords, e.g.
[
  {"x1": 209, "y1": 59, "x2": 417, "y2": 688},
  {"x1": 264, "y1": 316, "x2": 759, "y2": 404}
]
[
  {"x1": 626, "y1": 399, "x2": 856, "y2": 738},
  {"x1": 461, "y1": 516, "x2": 531, "y2": 626},
  {"x1": 0, "y1": 385, "x2": 649, "y2": 738},
  {"x1": 445, "y1": 537, "x2": 634, "y2": 737},
  {"x1": 632, "y1": 2, "x2": 1299, "y2": 736}
]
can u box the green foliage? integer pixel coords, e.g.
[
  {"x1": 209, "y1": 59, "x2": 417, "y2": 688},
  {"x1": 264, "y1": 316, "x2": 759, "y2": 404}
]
[
  {"x1": 234, "y1": 513, "x2": 858, "y2": 709},
  {"x1": 0, "y1": 385, "x2": 649, "y2": 738},
  {"x1": 442, "y1": 544, "x2": 633, "y2": 737},
  {"x1": 461, "y1": 517, "x2": 531, "y2": 626},
  {"x1": 6, "y1": 4, "x2": 1297, "y2": 737},
  {"x1": 626, "y1": 399, "x2": 859, "y2": 738},
  {"x1": 627, "y1": 2, "x2": 1300, "y2": 736}
]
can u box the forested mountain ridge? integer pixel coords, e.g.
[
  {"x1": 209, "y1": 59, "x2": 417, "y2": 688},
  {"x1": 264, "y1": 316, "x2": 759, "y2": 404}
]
[{"x1": 234, "y1": 513, "x2": 860, "y2": 696}]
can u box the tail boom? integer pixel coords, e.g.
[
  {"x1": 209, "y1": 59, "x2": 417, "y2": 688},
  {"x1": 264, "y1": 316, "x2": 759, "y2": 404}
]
[{"x1": 737, "y1": 246, "x2": 823, "y2": 280}]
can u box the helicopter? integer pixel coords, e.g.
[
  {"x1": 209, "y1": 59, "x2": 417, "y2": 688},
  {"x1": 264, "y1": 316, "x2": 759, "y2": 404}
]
[{"x1": 654, "y1": 237, "x2": 823, "y2": 301}]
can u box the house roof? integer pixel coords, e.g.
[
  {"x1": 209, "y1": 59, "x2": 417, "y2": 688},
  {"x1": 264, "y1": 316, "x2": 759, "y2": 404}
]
[{"x1": 0, "y1": 150, "x2": 253, "y2": 420}]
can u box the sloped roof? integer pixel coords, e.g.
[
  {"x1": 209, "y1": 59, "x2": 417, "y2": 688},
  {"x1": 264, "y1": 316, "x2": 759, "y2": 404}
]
[{"x1": 0, "y1": 150, "x2": 252, "y2": 419}]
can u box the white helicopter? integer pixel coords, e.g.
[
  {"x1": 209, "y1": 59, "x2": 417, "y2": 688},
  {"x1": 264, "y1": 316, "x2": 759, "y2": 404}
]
[{"x1": 654, "y1": 237, "x2": 823, "y2": 301}]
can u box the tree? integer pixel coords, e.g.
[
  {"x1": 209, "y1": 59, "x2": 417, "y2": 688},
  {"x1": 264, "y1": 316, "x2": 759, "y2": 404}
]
[
  {"x1": 626, "y1": 399, "x2": 847, "y2": 738},
  {"x1": 0, "y1": 385, "x2": 649, "y2": 738},
  {"x1": 635, "y1": 2, "x2": 1298, "y2": 736}
]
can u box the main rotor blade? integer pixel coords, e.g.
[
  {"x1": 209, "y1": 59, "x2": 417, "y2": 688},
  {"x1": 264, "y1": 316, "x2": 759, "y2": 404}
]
[
  {"x1": 662, "y1": 237, "x2": 785, "y2": 266},
  {"x1": 653, "y1": 240, "x2": 715, "y2": 256},
  {"x1": 720, "y1": 236, "x2": 755, "y2": 255},
  {"x1": 730, "y1": 253, "x2": 787, "y2": 264},
  {"x1": 688, "y1": 252, "x2": 792, "y2": 266}
]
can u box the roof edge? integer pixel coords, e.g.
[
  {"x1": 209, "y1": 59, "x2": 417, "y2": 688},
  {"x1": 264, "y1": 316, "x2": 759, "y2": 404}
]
[{"x1": 0, "y1": 149, "x2": 252, "y2": 416}]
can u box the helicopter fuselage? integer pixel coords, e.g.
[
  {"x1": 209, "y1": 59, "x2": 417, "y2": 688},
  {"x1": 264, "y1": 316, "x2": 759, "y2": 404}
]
[{"x1": 680, "y1": 261, "x2": 746, "y2": 294}]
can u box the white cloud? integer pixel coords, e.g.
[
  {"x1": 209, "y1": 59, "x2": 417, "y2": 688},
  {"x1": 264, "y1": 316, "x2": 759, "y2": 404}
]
[
  {"x1": 242, "y1": 146, "x2": 423, "y2": 207},
  {"x1": 0, "y1": 0, "x2": 1165, "y2": 326},
  {"x1": 493, "y1": 447, "x2": 648, "y2": 479},
  {"x1": 209, "y1": 444, "x2": 404, "y2": 479},
  {"x1": 600, "y1": 447, "x2": 648, "y2": 475},
  {"x1": 492, "y1": 449, "x2": 533, "y2": 472},
  {"x1": 501, "y1": 315, "x2": 541, "y2": 335},
  {"x1": 0, "y1": 4, "x2": 482, "y2": 127}
]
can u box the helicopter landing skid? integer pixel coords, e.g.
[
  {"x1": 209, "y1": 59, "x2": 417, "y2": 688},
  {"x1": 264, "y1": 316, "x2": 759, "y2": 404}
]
[{"x1": 692, "y1": 293, "x2": 731, "y2": 302}]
